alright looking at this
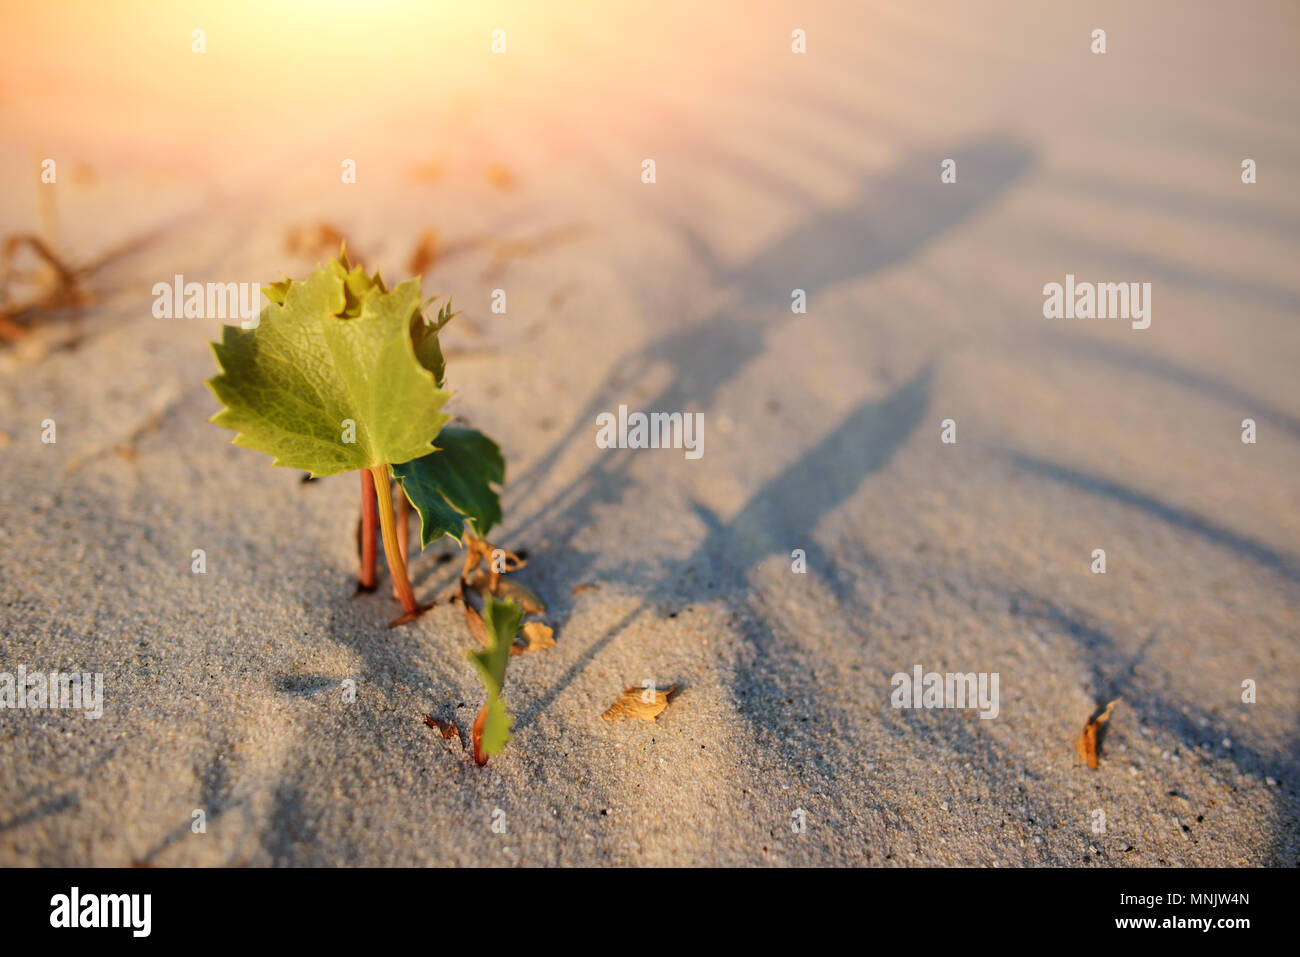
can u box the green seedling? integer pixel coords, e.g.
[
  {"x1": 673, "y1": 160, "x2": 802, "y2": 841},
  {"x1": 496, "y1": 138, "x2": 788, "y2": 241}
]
[
  {"x1": 207, "y1": 250, "x2": 528, "y2": 762},
  {"x1": 207, "y1": 248, "x2": 503, "y2": 625},
  {"x1": 467, "y1": 595, "x2": 524, "y2": 765}
]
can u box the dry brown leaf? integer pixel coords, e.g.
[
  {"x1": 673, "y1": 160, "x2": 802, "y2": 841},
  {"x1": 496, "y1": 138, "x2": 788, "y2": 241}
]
[
  {"x1": 456, "y1": 533, "x2": 547, "y2": 655},
  {"x1": 0, "y1": 313, "x2": 28, "y2": 342},
  {"x1": 424, "y1": 714, "x2": 463, "y2": 748},
  {"x1": 70, "y1": 162, "x2": 97, "y2": 187},
  {"x1": 408, "y1": 160, "x2": 445, "y2": 184},
  {"x1": 511, "y1": 621, "x2": 554, "y2": 656},
  {"x1": 459, "y1": 534, "x2": 526, "y2": 584},
  {"x1": 485, "y1": 164, "x2": 515, "y2": 191},
  {"x1": 494, "y1": 578, "x2": 546, "y2": 616},
  {"x1": 459, "y1": 576, "x2": 489, "y2": 646},
  {"x1": 284, "y1": 222, "x2": 356, "y2": 263},
  {"x1": 464, "y1": 570, "x2": 544, "y2": 616},
  {"x1": 571, "y1": 582, "x2": 601, "y2": 595},
  {"x1": 602, "y1": 685, "x2": 676, "y2": 723},
  {"x1": 1076, "y1": 697, "x2": 1121, "y2": 770},
  {"x1": 408, "y1": 228, "x2": 438, "y2": 276}
]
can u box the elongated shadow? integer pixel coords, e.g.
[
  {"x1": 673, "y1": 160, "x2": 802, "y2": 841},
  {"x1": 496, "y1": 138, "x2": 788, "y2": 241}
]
[
  {"x1": 0, "y1": 792, "x2": 78, "y2": 834},
  {"x1": 505, "y1": 136, "x2": 1035, "y2": 780},
  {"x1": 1006, "y1": 588, "x2": 1297, "y2": 864},
  {"x1": 1031, "y1": 228, "x2": 1300, "y2": 315},
  {"x1": 517, "y1": 365, "x2": 933, "y2": 791},
  {"x1": 509, "y1": 133, "x2": 1034, "y2": 537},
  {"x1": 1006, "y1": 451, "x2": 1300, "y2": 585},
  {"x1": 1051, "y1": 170, "x2": 1300, "y2": 243},
  {"x1": 1041, "y1": 332, "x2": 1300, "y2": 442},
  {"x1": 718, "y1": 136, "x2": 1034, "y2": 298}
]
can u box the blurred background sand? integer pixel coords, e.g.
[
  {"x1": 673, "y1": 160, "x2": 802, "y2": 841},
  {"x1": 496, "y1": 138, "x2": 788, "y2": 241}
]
[{"x1": 1, "y1": 0, "x2": 1297, "y2": 865}]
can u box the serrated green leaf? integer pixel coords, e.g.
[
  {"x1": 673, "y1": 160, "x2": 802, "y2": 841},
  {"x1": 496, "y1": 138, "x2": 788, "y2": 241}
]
[
  {"x1": 409, "y1": 298, "x2": 455, "y2": 387},
  {"x1": 409, "y1": 313, "x2": 447, "y2": 388},
  {"x1": 391, "y1": 427, "x2": 505, "y2": 546},
  {"x1": 265, "y1": 278, "x2": 291, "y2": 305},
  {"x1": 431, "y1": 297, "x2": 456, "y2": 333},
  {"x1": 470, "y1": 594, "x2": 522, "y2": 693},
  {"x1": 207, "y1": 255, "x2": 452, "y2": 477},
  {"x1": 468, "y1": 595, "x2": 522, "y2": 757}
]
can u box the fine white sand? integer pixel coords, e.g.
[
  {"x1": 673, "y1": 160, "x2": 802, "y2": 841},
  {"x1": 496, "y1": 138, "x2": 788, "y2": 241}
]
[{"x1": 1, "y1": 0, "x2": 1297, "y2": 865}]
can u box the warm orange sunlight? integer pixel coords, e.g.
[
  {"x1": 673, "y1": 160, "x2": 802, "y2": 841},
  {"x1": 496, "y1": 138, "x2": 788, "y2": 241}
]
[{"x1": 1, "y1": 0, "x2": 1297, "y2": 913}]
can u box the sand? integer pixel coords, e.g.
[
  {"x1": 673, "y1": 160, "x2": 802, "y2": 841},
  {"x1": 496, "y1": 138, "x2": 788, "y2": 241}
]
[{"x1": 1, "y1": 0, "x2": 1297, "y2": 866}]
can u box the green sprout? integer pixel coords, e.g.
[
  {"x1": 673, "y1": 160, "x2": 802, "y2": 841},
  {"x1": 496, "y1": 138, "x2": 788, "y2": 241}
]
[{"x1": 207, "y1": 249, "x2": 522, "y2": 761}]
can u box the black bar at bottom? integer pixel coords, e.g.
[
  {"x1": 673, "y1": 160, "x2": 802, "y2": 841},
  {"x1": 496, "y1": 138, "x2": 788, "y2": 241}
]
[{"x1": 0, "y1": 866, "x2": 1277, "y2": 943}]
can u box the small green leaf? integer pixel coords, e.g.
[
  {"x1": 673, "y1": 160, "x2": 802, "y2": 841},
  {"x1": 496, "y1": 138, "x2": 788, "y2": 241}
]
[
  {"x1": 468, "y1": 595, "x2": 522, "y2": 758},
  {"x1": 409, "y1": 298, "x2": 455, "y2": 387},
  {"x1": 392, "y1": 427, "x2": 505, "y2": 546},
  {"x1": 409, "y1": 314, "x2": 447, "y2": 388},
  {"x1": 207, "y1": 255, "x2": 452, "y2": 476},
  {"x1": 477, "y1": 695, "x2": 512, "y2": 757}
]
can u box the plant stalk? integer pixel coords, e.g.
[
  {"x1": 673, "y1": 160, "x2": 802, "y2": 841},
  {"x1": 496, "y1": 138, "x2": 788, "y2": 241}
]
[
  {"x1": 369, "y1": 465, "x2": 419, "y2": 615},
  {"x1": 358, "y1": 469, "x2": 378, "y2": 591},
  {"x1": 394, "y1": 486, "x2": 411, "y2": 600},
  {"x1": 472, "y1": 705, "x2": 489, "y2": 766}
]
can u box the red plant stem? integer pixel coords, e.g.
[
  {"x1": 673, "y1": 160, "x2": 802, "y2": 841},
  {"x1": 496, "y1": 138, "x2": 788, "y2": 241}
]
[
  {"x1": 358, "y1": 469, "x2": 378, "y2": 591},
  {"x1": 393, "y1": 487, "x2": 411, "y2": 600},
  {"x1": 369, "y1": 465, "x2": 419, "y2": 614},
  {"x1": 472, "y1": 705, "x2": 489, "y2": 766}
]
